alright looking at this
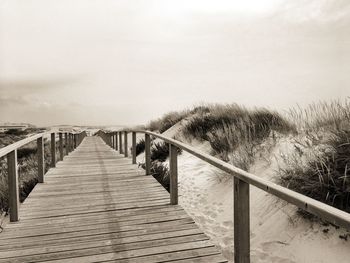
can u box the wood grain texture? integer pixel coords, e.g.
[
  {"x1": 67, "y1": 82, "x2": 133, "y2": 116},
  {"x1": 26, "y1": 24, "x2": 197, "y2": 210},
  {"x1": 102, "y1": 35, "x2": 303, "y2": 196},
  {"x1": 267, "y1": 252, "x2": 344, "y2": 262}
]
[{"x1": 0, "y1": 136, "x2": 227, "y2": 263}]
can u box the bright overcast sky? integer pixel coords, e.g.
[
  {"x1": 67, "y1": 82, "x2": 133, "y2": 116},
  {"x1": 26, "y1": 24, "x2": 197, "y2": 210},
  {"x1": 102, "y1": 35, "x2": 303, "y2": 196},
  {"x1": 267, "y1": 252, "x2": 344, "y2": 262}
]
[{"x1": 0, "y1": 0, "x2": 349, "y2": 126}]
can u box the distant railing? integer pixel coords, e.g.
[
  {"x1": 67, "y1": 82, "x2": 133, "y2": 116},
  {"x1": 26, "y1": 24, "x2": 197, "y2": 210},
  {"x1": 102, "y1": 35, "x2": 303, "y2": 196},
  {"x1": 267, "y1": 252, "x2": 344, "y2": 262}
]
[
  {"x1": 0, "y1": 130, "x2": 87, "y2": 222},
  {"x1": 97, "y1": 129, "x2": 350, "y2": 263}
]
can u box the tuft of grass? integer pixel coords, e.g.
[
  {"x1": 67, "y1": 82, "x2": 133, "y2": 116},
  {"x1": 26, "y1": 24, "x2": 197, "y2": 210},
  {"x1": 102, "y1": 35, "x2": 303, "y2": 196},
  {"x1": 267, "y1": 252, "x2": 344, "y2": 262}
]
[
  {"x1": 139, "y1": 161, "x2": 170, "y2": 192},
  {"x1": 288, "y1": 99, "x2": 350, "y2": 131},
  {"x1": 151, "y1": 142, "x2": 170, "y2": 162},
  {"x1": 280, "y1": 130, "x2": 350, "y2": 212},
  {"x1": 146, "y1": 110, "x2": 191, "y2": 133},
  {"x1": 183, "y1": 104, "x2": 294, "y2": 169},
  {"x1": 135, "y1": 139, "x2": 145, "y2": 156}
]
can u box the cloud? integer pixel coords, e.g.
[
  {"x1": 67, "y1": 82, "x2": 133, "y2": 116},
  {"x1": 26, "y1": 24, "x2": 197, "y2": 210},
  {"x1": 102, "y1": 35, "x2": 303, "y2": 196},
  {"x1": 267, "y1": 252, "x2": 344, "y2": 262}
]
[
  {"x1": 275, "y1": 0, "x2": 350, "y2": 23},
  {"x1": 0, "y1": 95, "x2": 30, "y2": 106},
  {"x1": 0, "y1": 76, "x2": 83, "y2": 94}
]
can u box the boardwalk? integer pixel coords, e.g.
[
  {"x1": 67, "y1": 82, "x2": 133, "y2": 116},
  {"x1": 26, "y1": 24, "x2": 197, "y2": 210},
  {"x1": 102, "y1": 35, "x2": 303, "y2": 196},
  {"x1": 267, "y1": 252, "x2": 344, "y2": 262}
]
[{"x1": 0, "y1": 137, "x2": 227, "y2": 263}]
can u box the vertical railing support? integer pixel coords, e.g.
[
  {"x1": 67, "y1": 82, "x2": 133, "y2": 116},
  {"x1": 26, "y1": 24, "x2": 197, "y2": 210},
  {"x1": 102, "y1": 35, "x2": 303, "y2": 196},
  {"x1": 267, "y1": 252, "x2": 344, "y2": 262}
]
[
  {"x1": 59, "y1": 133, "x2": 63, "y2": 161},
  {"x1": 51, "y1": 133, "x2": 56, "y2": 168},
  {"x1": 65, "y1": 133, "x2": 68, "y2": 155},
  {"x1": 132, "y1": 132, "x2": 136, "y2": 164},
  {"x1": 119, "y1": 132, "x2": 123, "y2": 154},
  {"x1": 124, "y1": 131, "x2": 128, "y2": 157},
  {"x1": 169, "y1": 144, "x2": 178, "y2": 205},
  {"x1": 74, "y1": 134, "x2": 77, "y2": 149},
  {"x1": 145, "y1": 134, "x2": 151, "y2": 175},
  {"x1": 7, "y1": 150, "x2": 19, "y2": 222},
  {"x1": 115, "y1": 132, "x2": 118, "y2": 151},
  {"x1": 69, "y1": 133, "x2": 73, "y2": 152},
  {"x1": 37, "y1": 137, "x2": 44, "y2": 183},
  {"x1": 234, "y1": 177, "x2": 250, "y2": 263}
]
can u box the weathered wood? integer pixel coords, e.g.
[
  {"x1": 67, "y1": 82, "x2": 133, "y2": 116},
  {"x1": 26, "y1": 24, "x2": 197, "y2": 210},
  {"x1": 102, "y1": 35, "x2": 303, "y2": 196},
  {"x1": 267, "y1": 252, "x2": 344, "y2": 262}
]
[
  {"x1": 0, "y1": 133, "x2": 45, "y2": 158},
  {"x1": 0, "y1": 137, "x2": 226, "y2": 263},
  {"x1": 170, "y1": 144, "x2": 178, "y2": 205},
  {"x1": 132, "y1": 132, "x2": 136, "y2": 164},
  {"x1": 59, "y1": 133, "x2": 64, "y2": 161},
  {"x1": 124, "y1": 131, "x2": 128, "y2": 157},
  {"x1": 127, "y1": 130, "x2": 350, "y2": 231},
  {"x1": 74, "y1": 134, "x2": 77, "y2": 149},
  {"x1": 145, "y1": 134, "x2": 151, "y2": 175},
  {"x1": 115, "y1": 132, "x2": 118, "y2": 151},
  {"x1": 37, "y1": 137, "x2": 44, "y2": 183},
  {"x1": 7, "y1": 150, "x2": 19, "y2": 222},
  {"x1": 65, "y1": 133, "x2": 68, "y2": 155},
  {"x1": 234, "y1": 177, "x2": 250, "y2": 263},
  {"x1": 51, "y1": 133, "x2": 56, "y2": 168},
  {"x1": 119, "y1": 131, "x2": 123, "y2": 154}
]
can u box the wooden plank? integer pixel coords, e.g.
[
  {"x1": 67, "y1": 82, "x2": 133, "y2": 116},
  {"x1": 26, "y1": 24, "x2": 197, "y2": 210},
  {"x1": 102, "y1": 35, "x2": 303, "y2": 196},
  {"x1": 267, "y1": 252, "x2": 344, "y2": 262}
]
[
  {"x1": 59, "y1": 133, "x2": 64, "y2": 161},
  {"x1": 145, "y1": 133, "x2": 151, "y2": 175},
  {"x1": 0, "y1": 132, "x2": 46, "y2": 158},
  {"x1": 234, "y1": 177, "x2": 250, "y2": 263},
  {"x1": 132, "y1": 131, "x2": 136, "y2": 164},
  {"x1": 50, "y1": 133, "x2": 56, "y2": 167},
  {"x1": 124, "y1": 131, "x2": 128, "y2": 157},
  {"x1": 0, "y1": 136, "x2": 227, "y2": 263},
  {"x1": 170, "y1": 143, "x2": 178, "y2": 205},
  {"x1": 37, "y1": 137, "x2": 44, "y2": 183},
  {"x1": 7, "y1": 150, "x2": 19, "y2": 222}
]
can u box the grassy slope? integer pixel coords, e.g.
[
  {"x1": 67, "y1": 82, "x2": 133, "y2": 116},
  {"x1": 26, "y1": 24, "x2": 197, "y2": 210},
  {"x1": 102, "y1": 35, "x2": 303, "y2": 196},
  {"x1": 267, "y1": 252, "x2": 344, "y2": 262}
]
[
  {"x1": 140, "y1": 100, "x2": 350, "y2": 214},
  {"x1": 0, "y1": 128, "x2": 54, "y2": 214}
]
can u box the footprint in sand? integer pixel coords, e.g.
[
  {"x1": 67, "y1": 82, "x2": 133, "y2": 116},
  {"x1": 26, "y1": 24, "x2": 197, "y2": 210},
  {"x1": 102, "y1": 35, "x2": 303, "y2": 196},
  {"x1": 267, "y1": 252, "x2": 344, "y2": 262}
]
[{"x1": 222, "y1": 220, "x2": 233, "y2": 227}]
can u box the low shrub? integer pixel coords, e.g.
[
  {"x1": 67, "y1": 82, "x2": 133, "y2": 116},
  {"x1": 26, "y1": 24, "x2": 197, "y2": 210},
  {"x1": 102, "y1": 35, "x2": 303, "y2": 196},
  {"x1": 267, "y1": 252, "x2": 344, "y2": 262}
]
[
  {"x1": 151, "y1": 142, "x2": 170, "y2": 162},
  {"x1": 139, "y1": 161, "x2": 170, "y2": 192},
  {"x1": 280, "y1": 130, "x2": 350, "y2": 212},
  {"x1": 5, "y1": 129, "x2": 27, "y2": 136}
]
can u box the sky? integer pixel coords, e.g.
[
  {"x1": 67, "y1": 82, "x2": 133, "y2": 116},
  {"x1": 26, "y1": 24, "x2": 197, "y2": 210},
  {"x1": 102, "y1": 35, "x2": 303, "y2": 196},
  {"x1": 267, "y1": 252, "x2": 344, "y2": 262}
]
[{"x1": 0, "y1": 0, "x2": 349, "y2": 126}]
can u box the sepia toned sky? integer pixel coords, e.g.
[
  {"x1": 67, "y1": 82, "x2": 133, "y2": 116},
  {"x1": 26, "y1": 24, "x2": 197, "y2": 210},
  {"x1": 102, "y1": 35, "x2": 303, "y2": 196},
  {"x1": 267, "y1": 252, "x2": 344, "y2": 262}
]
[{"x1": 0, "y1": 0, "x2": 349, "y2": 126}]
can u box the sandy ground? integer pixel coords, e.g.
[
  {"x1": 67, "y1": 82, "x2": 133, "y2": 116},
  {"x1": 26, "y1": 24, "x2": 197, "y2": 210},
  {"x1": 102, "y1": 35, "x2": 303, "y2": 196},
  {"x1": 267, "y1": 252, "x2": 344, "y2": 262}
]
[
  {"x1": 175, "y1": 143, "x2": 350, "y2": 263},
  {"x1": 134, "y1": 122, "x2": 350, "y2": 262},
  {"x1": 156, "y1": 123, "x2": 350, "y2": 262}
]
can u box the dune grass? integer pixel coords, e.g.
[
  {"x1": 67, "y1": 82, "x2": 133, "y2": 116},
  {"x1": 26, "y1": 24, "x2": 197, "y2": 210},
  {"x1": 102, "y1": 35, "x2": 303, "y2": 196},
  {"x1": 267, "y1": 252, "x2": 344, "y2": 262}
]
[
  {"x1": 0, "y1": 132, "x2": 58, "y2": 214},
  {"x1": 141, "y1": 100, "x2": 350, "y2": 215},
  {"x1": 183, "y1": 104, "x2": 295, "y2": 169},
  {"x1": 146, "y1": 110, "x2": 191, "y2": 133},
  {"x1": 279, "y1": 100, "x2": 350, "y2": 213}
]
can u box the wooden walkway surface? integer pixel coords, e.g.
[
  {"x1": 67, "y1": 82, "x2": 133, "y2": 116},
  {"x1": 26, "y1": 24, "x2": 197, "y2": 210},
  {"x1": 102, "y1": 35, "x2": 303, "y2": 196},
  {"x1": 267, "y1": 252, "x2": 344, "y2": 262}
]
[{"x1": 0, "y1": 137, "x2": 227, "y2": 263}]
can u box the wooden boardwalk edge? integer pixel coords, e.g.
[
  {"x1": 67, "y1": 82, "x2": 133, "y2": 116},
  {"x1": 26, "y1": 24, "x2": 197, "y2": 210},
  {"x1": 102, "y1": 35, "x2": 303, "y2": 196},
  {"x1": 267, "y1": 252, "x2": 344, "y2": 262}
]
[{"x1": 0, "y1": 136, "x2": 228, "y2": 263}]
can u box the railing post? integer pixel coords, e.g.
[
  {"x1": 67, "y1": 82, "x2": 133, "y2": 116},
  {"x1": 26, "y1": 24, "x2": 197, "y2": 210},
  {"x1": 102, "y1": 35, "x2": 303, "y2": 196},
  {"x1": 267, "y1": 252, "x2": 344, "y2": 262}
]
[
  {"x1": 234, "y1": 177, "x2": 250, "y2": 263},
  {"x1": 115, "y1": 132, "x2": 118, "y2": 151},
  {"x1": 7, "y1": 150, "x2": 19, "y2": 222},
  {"x1": 37, "y1": 137, "x2": 44, "y2": 183},
  {"x1": 59, "y1": 133, "x2": 63, "y2": 161},
  {"x1": 124, "y1": 131, "x2": 128, "y2": 157},
  {"x1": 132, "y1": 132, "x2": 136, "y2": 164},
  {"x1": 65, "y1": 133, "x2": 68, "y2": 155},
  {"x1": 69, "y1": 133, "x2": 73, "y2": 152},
  {"x1": 74, "y1": 134, "x2": 77, "y2": 149},
  {"x1": 145, "y1": 134, "x2": 151, "y2": 175},
  {"x1": 169, "y1": 144, "x2": 178, "y2": 205},
  {"x1": 51, "y1": 133, "x2": 56, "y2": 168},
  {"x1": 119, "y1": 132, "x2": 123, "y2": 154}
]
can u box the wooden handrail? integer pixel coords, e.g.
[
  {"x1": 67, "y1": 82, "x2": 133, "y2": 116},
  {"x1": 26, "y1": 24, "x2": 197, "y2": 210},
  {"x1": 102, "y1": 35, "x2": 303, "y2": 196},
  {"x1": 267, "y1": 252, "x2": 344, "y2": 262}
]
[
  {"x1": 97, "y1": 129, "x2": 350, "y2": 263},
  {"x1": 0, "y1": 130, "x2": 87, "y2": 222}
]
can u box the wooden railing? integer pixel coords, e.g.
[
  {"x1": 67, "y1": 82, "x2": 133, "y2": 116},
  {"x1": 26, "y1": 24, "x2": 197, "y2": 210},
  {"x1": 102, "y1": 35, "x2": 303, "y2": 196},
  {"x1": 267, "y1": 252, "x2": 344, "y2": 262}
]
[
  {"x1": 98, "y1": 129, "x2": 350, "y2": 263},
  {"x1": 0, "y1": 130, "x2": 87, "y2": 222}
]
